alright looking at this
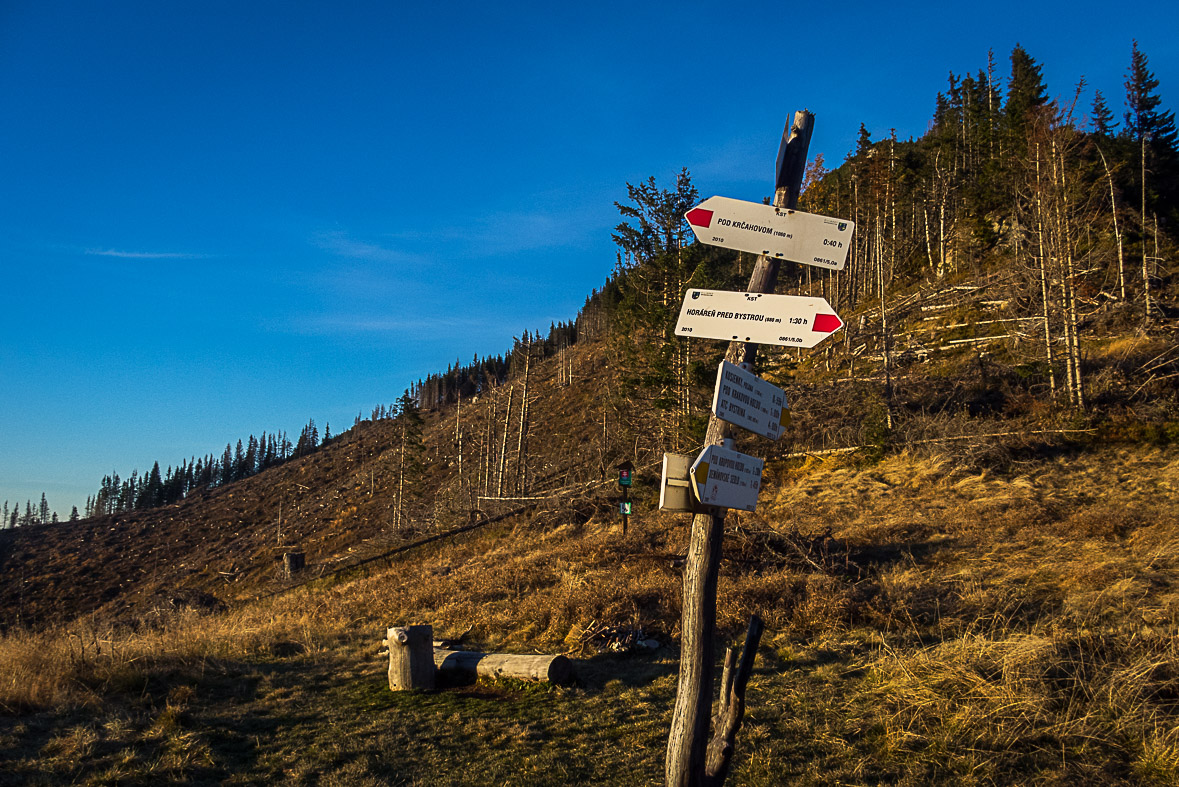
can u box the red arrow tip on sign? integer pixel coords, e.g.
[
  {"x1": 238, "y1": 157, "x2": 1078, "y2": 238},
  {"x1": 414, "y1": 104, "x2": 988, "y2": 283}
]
[
  {"x1": 685, "y1": 208, "x2": 714, "y2": 228},
  {"x1": 812, "y1": 313, "x2": 843, "y2": 333}
]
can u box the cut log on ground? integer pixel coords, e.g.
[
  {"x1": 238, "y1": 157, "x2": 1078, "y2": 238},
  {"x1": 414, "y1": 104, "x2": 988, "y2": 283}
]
[{"x1": 433, "y1": 648, "x2": 573, "y2": 684}]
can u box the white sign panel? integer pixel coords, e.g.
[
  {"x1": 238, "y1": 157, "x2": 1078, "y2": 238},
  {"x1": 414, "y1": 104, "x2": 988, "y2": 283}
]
[
  {"x1": 675, "y1": 289, "x2": 843, "y2": 349},
  {"x1": 690, "y1": 444, "x2": 764, "y2": 512},
  {"x1": 712, "y1": 361, "x2": 789, "y2": 441},
  {"x1": 685, "y1": 196, "x2": 854, "y2": 271},
  {"x1": 659, "y1": 453, "x2": 695, "y2": 512}
]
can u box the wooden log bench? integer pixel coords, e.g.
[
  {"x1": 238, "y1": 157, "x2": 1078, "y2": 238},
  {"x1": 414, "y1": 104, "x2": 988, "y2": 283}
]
[{"x1": 382, "y1": 624, "x2": 573, "y2": 690}]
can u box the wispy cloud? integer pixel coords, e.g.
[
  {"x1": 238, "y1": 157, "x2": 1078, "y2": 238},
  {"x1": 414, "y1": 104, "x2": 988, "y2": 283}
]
[
  {"x1": 84, "y1": 248, "x2": 211, "y2": 260},
  {"x1": 286, "y1": 313, "x2": 490, "y2": 336},
  {"x1": 312, "y1": 231, "x2": 426, "y2": 265},
  {"x1": 382, "y1": 205, "x2": 609, "y2": 257}
]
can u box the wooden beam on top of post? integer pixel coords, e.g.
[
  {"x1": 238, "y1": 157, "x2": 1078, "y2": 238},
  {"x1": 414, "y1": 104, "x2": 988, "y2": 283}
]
[{"x1": 665, "y1": 110, "x2": 814, "y2": 787}]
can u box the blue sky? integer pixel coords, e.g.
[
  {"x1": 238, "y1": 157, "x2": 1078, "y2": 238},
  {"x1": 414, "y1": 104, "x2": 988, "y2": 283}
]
[{"x1": 2, "y1": 1, "x2": 1176, "y2": 518}]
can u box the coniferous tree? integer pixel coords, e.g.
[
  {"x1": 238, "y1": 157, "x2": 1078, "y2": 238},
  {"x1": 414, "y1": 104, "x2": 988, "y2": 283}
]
[
  {"x1": 1123, "y1": 40, "x2": 1179, "y2": 160},
  {"x1": 232, "y1": 439, "x2": 246, "y2": 481},
  {"x1": 1122, "y1": 40, "x2": 1177, "y2": 314},
  {"x1": 136, "y1": 462, "x2": 163, "y2": 509},
  {"x1": 1123, "y1": 40, "x2": 1178, "y2": 209},
  {"x1": 69, "y1": 506, "x2": 79, "y2": 522},
  {"x1": 1091, "y1": 89, "x2": 1118, "y2": 136},
  {"x1": 220, "y1": 444, "x2": 234, "y2": 485},
  {"x1": 1007, "y1": 44, "x2": 1048, "y2": 142},
  {"x1": 245, "y1": 435, "x2": 259, "y2": 476}
]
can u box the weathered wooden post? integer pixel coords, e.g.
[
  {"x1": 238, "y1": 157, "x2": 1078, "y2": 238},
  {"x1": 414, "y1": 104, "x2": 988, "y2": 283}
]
[
  {"x1": 665, "y1": 110, "x2": 814, "y2": 787},
  {"x1": 387, "y1": 625, "x2": 435, "y2": 691}
]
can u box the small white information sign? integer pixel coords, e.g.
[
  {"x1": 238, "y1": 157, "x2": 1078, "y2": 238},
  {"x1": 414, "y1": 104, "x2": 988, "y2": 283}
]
[
  {"x1": 659, "y1": 453, "x2": 695, "y2": 512},
  {"x1": 712, "y1": 361, "x2": 789, "y2": 441},
  {"x1": 675, "y1": 289, "x2": 843, "y2": 349},
  {"x1": 685, "y1": 196, "x2": 854, "y2": 271},
  {"x1": 689, "y1": 444, "x2": 764, "y2": 512}
]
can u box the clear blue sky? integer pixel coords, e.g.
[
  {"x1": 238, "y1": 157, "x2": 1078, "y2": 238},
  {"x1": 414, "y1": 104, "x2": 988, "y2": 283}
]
[{"x1": 2, "y1": 1, "x2": 1176, "y2": 519}]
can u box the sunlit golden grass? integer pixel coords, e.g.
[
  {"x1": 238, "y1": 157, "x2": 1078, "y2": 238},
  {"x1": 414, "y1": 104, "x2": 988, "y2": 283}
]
[{"x1": 0, "y1": 602, "x2": 333, "y2": 714}]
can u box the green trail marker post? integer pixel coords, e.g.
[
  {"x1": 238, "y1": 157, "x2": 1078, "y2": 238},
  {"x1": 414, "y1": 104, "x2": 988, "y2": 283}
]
[{"x1": 617, "y1": 460, "x2": 634, "y2": 535}]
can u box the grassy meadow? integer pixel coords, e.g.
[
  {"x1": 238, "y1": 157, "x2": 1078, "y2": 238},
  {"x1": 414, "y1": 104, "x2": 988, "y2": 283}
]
[{"x1": 4, "y1": 443, "x2": 1179, "y2": 785}]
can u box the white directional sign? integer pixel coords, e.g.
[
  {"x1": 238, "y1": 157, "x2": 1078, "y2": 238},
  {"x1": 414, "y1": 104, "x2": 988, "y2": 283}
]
[
  {"x1": 712, "y1": 361, "x2": 789, "y2": 441},
  {"x1": 675, "y1": 289, "x2": 843, "y2": 349},
  {"x1": 685, "y1": 196, "x2": 855, "y2": 271},
  {"x1": 690, "y1": 444, "x2": 764, "y2": 512}
]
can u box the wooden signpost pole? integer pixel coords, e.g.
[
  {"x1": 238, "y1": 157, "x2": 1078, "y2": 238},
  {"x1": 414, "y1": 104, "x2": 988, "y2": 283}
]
[{"x1": 665, "y1": 110, "x2": 814, "y2": 787}]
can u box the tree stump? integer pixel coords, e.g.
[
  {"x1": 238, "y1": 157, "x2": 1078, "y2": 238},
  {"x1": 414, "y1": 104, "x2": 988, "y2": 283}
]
[
  {"x1": 387, "y1": 625, "x2": 435, "y2": 691},
  {"x1": 282, "y1": 551, "x2": 304, "y2": 578}
]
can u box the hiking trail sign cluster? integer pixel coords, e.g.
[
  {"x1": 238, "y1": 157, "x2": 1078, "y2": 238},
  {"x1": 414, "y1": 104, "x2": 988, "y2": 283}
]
[
  {"x1": 665, "y1": 194, "x2": 851, "y2": 515},
  {"x1": 665, "y1": 111, "x2": 857, "y2": 787}
]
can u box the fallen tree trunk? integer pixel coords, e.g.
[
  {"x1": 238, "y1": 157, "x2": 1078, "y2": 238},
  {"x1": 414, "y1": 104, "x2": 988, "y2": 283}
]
[{"x1": 433, "y1": 648, "x2": 573, "y2": 684}]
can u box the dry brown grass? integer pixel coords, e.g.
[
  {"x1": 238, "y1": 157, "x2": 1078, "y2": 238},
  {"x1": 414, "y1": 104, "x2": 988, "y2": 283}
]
[
  {"x1": 0, "y1": 602, "x2": 330, "y2": 714},
  {"x1": 4, "y1": 444, "x2": 1179, "y2": 784}
]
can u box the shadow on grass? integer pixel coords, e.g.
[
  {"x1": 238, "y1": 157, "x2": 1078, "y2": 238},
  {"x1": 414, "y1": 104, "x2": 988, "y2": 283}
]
[{"x1": 571, "y1": 651, "x2": 677, "y2": 692}]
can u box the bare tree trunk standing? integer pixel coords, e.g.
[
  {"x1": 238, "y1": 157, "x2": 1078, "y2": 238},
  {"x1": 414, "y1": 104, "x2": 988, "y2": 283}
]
[
  {"x1": 1141, "y1": 134, "x2": 1152, "y2": 320},
  {"x1": 455, "y1": 392, "x2": 463, "y2": 500},
  {"x1": 1096, "y1": 145, "x2": 1126, "y2": 300},
  {"x1": 1054, "y1": 139, "x2": 1084, "y2": 409},
  {"x1": 482, "y1": 397, "x2": 495, "y2": 497},
  {"x1": 666, "y1": 111, "x2": 812, "y2": 787},
  {"x1": 1034, "y1": 144, "x2": 1058, "y2": 398},
  {"x1": 396, "y1": 430, "x2": 406, "y2": 531},
  {"x1": 877, "y1": 223, "x2": 894, "y2": 429},
  {"x1": 515, "y1": 335, "x2": 531, "y2": 495},
  {"x1": 496, "y1": 386, "x2": 513, "y2": 498}
]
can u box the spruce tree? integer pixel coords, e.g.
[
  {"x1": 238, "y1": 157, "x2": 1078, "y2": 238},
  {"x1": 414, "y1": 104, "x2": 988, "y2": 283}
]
[
  {"x1": 1123, "y1": 39, "x2": 1178, "y2": 223},
  {"x1": 232, "y1": 439, "x2": 246, "y2": 480},
  {"x1": 245, "y1": 435, "x2": 259, "y2": 476},
  {"x1": 220, "y1": 444, "x2": 234, "y2": 485},
  {"x1": 146, "y1": 462, "x2": 164, "y2": 508},
  {"x1": 1006, "y1": 44, "x2": 1048, "y2": 149},
  {"x1": 1123, "y1": 40, "x2": 1179, "y2": 154},
  {"x1": 1091, "y1": 89, "x2": 1118, "y2": 136}
]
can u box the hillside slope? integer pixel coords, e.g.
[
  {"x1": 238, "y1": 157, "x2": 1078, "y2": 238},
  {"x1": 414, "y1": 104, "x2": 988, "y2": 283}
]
[
  {"x1": 0, "y1": 342, "x2": 620, "y2": 631},
  {"x1": 3, "y1": 272, "x2": 1178, "y2": 633}
]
